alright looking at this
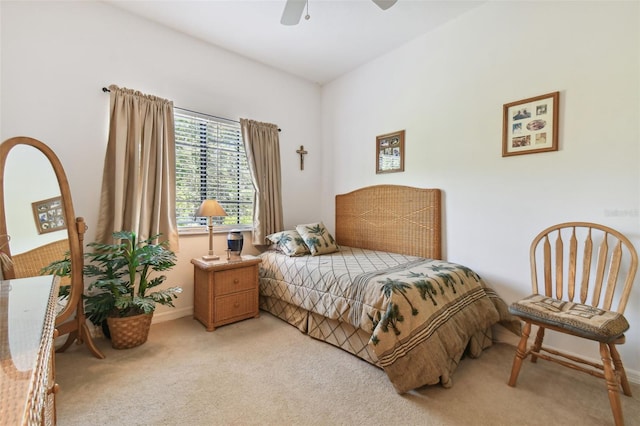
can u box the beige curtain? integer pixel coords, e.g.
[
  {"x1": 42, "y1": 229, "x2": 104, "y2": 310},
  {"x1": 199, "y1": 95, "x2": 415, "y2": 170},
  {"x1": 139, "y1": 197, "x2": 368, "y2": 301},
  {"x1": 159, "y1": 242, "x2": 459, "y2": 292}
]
[
  {"x1": 95, "y1": 85, "x2": 178, "y2": 250},
  {"x1": 240, "y1": 119, "x2": 283, "y2": 245}
]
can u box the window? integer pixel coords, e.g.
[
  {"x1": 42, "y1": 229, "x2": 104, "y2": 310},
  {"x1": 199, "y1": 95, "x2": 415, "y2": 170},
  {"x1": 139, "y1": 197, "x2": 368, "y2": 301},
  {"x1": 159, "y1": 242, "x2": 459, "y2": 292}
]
[{"x1": 174, "y1": 109, "x2": 254, "y2": 231}]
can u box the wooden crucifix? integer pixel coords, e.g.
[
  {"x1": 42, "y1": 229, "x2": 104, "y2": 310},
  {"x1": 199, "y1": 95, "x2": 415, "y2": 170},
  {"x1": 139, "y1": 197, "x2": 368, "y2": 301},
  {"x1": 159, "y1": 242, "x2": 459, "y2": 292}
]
[{"x1": 296, "y1": 145, "x2": 308, "y2": 170}]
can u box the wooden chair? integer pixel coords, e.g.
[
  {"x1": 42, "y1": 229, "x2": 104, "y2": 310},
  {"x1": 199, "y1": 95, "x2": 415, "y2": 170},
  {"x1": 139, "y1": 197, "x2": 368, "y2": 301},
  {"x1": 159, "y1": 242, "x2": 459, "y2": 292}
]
[{"x1": 507, "y1": 222, "x2": 637, "y2": 426}]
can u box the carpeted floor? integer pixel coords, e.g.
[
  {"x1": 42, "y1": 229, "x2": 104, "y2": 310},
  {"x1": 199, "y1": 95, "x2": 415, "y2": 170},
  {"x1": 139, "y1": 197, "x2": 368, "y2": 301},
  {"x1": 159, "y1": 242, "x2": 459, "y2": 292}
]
[{"x1": 55, "y1": 313, "x2": 639, "y2": 425}]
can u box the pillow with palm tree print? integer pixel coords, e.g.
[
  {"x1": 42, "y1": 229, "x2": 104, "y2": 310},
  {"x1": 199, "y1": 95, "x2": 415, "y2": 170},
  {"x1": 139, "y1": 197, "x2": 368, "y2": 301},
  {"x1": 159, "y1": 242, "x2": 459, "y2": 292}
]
[
  {"x1": 266, "y1": 230, "x2": 310, "y2": 256},
  {"x1": 295, "y1": 222, "x2": 339, "y2": 256}
]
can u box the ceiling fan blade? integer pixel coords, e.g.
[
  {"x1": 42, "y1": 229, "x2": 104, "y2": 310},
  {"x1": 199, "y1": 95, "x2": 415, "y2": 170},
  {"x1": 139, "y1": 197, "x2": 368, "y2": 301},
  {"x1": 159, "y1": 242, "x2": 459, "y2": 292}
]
[
  {"x1": 281, "y1": 0, "x2": 307, "y2": 26},
  {"x1": 372, "y1": 0, "x2": 398, "y2": 11}
]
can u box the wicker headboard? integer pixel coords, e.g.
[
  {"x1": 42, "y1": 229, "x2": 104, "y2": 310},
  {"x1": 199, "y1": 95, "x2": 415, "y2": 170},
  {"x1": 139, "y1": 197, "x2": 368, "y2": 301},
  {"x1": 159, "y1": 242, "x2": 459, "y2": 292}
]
[{"x1": 335, "y1": 185, "x2": 441, "y2": 260}]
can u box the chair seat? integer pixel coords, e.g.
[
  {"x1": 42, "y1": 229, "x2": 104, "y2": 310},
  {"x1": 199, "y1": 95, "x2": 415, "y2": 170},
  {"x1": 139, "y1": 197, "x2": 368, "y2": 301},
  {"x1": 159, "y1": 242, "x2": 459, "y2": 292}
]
[{"x1": 509, "y1": 294, "x2": 629, "y2": 343}]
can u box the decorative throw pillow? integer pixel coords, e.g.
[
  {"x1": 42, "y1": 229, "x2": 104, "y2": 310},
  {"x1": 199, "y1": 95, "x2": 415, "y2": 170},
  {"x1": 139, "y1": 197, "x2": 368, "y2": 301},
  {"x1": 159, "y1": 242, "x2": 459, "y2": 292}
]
[
  {"x1": 266, "y1": 230, "x2": 310, "y2": 256},
  {"x1": 295, "y1": 222, "x2": 339, "y2": 256}
]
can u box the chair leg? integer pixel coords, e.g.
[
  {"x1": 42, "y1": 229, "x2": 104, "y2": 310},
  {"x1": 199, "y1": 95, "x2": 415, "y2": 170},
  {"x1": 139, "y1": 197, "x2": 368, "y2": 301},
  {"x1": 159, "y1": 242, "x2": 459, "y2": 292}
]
[
  {"x1": 609, "y1": 343, "x2": 632, "y2": 397},
  {"x1": 600, "y1": 343, "x2": 624, "y2": 426},
  {"x1": 508, "y1": 322, "x2": 531, "y2": 387},
  {"x1": 531, "y1": 326, "x2": 545, "y2": 363}
]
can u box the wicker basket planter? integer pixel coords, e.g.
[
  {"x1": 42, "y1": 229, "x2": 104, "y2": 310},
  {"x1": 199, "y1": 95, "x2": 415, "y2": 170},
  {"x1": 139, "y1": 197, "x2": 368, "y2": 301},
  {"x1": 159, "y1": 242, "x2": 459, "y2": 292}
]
[
  {"x1": 107, "y1": 312, "x2": 153, "y2": 349},
  {"x1": 82, "y1": 231, "x2": 181, "y2": 345}
]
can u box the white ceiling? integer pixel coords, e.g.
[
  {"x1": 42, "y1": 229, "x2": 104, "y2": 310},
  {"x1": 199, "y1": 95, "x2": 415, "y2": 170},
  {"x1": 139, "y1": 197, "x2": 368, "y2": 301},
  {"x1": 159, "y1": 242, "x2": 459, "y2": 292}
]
[{"x1": 104, "y1": 0, "x2": 483, "y2": 85}]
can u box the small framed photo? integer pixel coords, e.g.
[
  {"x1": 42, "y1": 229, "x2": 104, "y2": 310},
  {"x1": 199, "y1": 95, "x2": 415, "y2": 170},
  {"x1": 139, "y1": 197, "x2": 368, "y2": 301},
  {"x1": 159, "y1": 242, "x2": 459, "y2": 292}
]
[
  {"x1": 32, "y1": 196, "x2": 66, "y2": 234},
  {"x1": 376, "y1": 130, "x2": 405, "y2": 174},
  {"x1": 502, "y1": 92, "x2": 559, "y2": 157}
]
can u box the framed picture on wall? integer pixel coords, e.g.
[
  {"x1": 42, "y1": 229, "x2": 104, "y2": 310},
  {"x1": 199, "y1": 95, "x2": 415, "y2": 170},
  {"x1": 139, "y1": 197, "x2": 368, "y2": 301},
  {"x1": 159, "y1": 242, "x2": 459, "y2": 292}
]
[
  {"x1": 376, "y1": 130, "x2": 405, "y2": 173},
  {"x1": 502, "y1": 91, "x2": 559, "y2": 157},
  {"x1": 32, "y1": 196, "x2": 67, "y2": 234}
]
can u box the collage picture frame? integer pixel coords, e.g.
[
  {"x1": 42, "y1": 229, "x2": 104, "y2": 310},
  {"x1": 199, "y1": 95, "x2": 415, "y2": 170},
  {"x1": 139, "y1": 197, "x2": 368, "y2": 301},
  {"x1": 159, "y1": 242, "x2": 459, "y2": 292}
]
[
  {"x1": 376, "y1": 130, "x2": 405, "y2": 174},
  {"x1": 502, "y1": 91, "x2": 559, "y2": 157},
  {"x1": 31, "y1": 196, "x2": 67, "y2": 234}
]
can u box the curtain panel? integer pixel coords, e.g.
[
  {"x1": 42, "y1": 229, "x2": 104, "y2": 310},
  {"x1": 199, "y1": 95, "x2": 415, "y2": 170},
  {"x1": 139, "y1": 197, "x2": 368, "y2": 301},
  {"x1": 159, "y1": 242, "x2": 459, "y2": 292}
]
[
  {"x1": 96, "y1": 85, "x2": 178, "y2": 250},
  {"x1": 240, "y1": 119, "x2": 283, "y2": 245}
]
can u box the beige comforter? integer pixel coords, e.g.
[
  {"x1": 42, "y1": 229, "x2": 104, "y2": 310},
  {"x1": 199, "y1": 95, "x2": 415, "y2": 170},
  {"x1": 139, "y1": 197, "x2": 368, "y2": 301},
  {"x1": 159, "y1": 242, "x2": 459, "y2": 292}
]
[{"x1": 259, "y1": 247, "x2": 519, "y2": 393}]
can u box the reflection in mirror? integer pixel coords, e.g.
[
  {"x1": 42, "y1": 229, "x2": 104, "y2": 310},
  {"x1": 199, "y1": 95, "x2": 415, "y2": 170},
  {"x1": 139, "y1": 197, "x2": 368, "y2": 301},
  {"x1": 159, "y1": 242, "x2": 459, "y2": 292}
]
[
  {"x1": 4, "y1": 146, "x2": 71, "y2": 294},
  {"x1": 0, "y1": 137, "x2": 104, "y2": 359},
  {"x1": 4, "y1": 145, "x2": 66, "y2": 254}
]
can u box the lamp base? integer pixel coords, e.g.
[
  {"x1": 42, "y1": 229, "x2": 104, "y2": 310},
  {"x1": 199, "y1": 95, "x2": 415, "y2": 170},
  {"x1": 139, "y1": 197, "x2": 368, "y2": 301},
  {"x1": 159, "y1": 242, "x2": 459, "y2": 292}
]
[{"x1": 202, "y1": 254, "x2": 220, "y2": 261}]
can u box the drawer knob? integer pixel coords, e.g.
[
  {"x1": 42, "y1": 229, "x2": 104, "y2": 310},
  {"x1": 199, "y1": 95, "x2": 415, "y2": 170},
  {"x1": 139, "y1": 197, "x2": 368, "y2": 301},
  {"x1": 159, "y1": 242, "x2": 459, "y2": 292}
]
[
  {"x1": 233, "y1": 278, "x2": 239, "y2": 284},
  {"x1": 234, "y1": 302, "x2": 240, "y2": 308}
]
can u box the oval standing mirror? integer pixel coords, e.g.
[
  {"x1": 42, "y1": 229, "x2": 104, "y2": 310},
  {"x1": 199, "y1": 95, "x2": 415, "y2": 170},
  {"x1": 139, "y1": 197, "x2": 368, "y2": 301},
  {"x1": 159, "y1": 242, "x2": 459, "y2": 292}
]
[{"x1": 0, "y1": 136, "x2": 103, "y2": 359}]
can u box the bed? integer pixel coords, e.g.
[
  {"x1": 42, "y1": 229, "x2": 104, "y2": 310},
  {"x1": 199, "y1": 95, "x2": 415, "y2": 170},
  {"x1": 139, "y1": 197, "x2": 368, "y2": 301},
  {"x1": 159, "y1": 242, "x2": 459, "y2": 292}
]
[{"x1": 258, "y1": 185, "x2": 519, "y2": 393}]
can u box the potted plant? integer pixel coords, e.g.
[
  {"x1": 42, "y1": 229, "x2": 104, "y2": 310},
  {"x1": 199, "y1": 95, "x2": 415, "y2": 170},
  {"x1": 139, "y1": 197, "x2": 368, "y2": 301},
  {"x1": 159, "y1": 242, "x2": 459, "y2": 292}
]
[{"x1": 83, "y1": 230, "x2": 182, "y2": 349}]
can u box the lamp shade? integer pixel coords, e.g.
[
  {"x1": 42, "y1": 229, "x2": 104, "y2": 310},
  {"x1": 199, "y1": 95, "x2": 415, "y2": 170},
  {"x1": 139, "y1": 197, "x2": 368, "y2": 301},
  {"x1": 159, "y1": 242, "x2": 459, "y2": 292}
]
[{"x1": 197, "y1": 200, "x2": 227, "y2": 217}]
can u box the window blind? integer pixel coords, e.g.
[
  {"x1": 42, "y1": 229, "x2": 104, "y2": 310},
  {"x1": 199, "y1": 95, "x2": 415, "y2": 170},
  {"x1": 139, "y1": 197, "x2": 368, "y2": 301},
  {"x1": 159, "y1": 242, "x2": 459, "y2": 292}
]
[{"x1": 174, "y1": 110, "x2": 254, "y2": 230}]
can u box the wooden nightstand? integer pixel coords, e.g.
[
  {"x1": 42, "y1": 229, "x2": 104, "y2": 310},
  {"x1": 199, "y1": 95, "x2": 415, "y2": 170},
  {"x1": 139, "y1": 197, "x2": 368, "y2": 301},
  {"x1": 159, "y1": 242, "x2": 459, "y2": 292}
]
[{"x1": 191, "y1": 255, "x2": 262, "y2": 331}]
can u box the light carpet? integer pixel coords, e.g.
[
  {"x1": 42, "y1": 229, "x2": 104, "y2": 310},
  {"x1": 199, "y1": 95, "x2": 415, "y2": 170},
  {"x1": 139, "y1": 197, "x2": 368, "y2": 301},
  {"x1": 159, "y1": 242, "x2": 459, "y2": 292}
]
[{"x1": 55, "y1": 313, "x2": 639, "y2": 425}]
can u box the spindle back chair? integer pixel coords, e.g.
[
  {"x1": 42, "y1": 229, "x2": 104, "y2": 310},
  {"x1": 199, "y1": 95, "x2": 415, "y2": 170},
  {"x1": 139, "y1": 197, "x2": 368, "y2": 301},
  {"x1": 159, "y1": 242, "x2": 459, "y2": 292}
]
[{"x1": 507, "y1": 222, "x2": 637, "y2": 426}]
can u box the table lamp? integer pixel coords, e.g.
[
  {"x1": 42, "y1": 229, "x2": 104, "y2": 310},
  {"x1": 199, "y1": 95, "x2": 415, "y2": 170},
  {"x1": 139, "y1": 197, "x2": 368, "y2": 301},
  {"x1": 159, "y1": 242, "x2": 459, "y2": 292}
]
[{"x1": 197, "y1": 199, "x2": 227, "y2": 260}]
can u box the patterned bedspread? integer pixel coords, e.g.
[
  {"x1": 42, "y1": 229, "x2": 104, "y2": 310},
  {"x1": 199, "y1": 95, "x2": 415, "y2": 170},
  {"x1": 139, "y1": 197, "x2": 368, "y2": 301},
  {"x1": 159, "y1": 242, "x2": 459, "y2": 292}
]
[{"x1": 259, "y1": 247, "x2": 519, "y2": 393}]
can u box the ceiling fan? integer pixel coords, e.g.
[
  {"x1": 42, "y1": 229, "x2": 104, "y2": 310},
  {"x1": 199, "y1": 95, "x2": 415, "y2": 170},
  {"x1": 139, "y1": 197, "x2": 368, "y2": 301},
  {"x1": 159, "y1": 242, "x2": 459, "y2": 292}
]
[{"x1": 280, "y1": 0, "x2": 398, "y2": 26}]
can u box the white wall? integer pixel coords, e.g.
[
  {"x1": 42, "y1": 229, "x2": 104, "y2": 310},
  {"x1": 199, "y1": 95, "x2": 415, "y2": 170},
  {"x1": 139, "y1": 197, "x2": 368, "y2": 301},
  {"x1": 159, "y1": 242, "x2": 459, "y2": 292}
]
[
  {"x1": 322, "y1": 1, "x2": 640, "y2": 378},
  {"x1": 0, "y1": 1, "x2": 322, "y2": 320}
]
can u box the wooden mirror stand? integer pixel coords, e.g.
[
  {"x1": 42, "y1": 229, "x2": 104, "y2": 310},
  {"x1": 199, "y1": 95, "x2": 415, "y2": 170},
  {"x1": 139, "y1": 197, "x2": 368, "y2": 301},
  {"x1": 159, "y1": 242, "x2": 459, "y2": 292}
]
[{"x1": 0, "y1": 136, "x2": 103, "y2": 359}]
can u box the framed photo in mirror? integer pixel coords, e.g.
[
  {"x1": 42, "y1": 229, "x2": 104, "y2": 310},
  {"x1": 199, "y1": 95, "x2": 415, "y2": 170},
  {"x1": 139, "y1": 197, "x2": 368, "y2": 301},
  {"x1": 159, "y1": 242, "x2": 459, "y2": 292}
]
[
  {"x1": 32, "y1": 196, "x2": 67, "y2": 234},
  {"x1": 376, "y1": 130, "x2": 405, "y2": 174}
]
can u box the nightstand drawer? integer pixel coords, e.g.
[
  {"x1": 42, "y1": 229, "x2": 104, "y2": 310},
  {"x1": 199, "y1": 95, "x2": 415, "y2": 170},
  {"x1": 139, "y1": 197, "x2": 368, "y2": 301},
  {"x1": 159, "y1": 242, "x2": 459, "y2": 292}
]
[
  {"x1": 214, "y1": 267, "x2": 257, "y2": 295},
  {"x1": 214, "y1": 289, "x2": 258, "y2": 323}
]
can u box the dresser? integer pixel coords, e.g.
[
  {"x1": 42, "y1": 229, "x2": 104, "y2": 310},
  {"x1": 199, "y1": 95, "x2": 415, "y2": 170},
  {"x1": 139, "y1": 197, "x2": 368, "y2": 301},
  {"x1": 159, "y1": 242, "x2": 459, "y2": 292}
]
[
  {"x1": 191, "y1": 256, "x2": 261, "y2": 331},
  {"x1": 1, "y1": 275, "x2": 60, "y2": 425}
]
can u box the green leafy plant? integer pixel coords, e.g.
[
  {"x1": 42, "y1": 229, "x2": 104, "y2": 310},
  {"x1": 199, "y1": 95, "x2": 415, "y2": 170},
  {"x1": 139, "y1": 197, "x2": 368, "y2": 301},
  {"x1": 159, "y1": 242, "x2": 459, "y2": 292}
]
[
  {"x1": 84, "y1": 230, "x2": 182, "y2": 325},
  {"x1": 39, "y1": 251, "x2": 71, "y2": 299}
]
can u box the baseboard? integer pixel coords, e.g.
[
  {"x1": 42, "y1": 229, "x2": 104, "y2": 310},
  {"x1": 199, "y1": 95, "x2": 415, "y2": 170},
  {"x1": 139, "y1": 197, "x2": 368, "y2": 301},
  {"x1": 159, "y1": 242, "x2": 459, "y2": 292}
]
[
  {"x1": 492, "y1": 325, "x2": 640, "y2": 385},
  {"x1": 81, "y1": 307, "x2": 193, "y2": 339},
  {"x1": 493, "y1": 324, "x2": 521, "y2": 347},
  {"x1": 151, "y1": 306, "x2": 193, "y2": 324}
]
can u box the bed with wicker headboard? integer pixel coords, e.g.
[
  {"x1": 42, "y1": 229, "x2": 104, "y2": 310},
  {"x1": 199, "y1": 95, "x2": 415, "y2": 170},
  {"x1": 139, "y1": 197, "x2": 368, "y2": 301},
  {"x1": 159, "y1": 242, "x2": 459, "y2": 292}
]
[{"x1": 259, "y1": 185, "x2": 517, "y2": 393}]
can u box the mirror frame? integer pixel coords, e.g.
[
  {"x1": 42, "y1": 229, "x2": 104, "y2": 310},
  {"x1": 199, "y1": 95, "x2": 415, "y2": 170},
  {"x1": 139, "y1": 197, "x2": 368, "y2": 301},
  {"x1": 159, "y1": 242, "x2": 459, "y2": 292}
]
[{"x1": 0, "y1": 136, "x2": 103, "y2": 358}]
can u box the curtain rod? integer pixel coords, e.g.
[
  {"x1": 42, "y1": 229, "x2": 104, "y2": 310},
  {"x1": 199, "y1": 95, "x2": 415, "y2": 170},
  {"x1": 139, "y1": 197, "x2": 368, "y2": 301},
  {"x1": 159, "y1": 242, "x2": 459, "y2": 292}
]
[{"x1": 101, "y1": 87, "x2": 281, "y2": 131}]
